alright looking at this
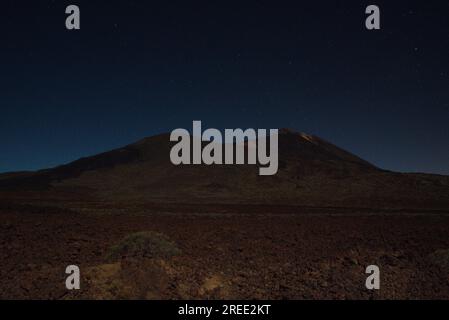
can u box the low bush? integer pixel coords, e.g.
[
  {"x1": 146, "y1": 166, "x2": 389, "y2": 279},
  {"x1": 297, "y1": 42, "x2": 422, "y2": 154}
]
[{"x1": 106, "y1": 231, "x2": 181, "y2": 261}]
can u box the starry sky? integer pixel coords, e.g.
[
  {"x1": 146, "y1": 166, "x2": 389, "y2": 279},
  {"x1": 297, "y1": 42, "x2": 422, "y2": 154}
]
[{"x1": 1, "y1": 0, "x2": 448, "y2": 174}]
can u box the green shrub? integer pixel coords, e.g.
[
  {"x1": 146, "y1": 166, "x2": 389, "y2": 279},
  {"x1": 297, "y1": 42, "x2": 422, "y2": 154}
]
[{"x1": 106, "y1": 231, "x2": 181, "y2": 261}]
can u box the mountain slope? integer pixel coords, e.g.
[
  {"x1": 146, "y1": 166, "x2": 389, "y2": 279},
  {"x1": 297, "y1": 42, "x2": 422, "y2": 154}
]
[{"x1": 1, "y1": 130, "x2": 449, "y2": 210}]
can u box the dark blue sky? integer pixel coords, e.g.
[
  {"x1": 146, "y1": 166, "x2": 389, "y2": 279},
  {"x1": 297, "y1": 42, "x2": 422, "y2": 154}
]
[{"x1": 1, "y1": 0, "x2": 449, "y2": 174}]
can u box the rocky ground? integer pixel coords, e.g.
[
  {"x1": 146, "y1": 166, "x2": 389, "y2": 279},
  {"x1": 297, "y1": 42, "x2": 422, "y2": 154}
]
[{"x1": 1, "y1": 207, "x2": 449, "y2": 300}]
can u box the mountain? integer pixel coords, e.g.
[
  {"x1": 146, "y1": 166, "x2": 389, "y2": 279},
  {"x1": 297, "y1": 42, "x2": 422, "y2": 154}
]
[{"x1": 1, "y1": 129, "x2": 449, "y2": 211}]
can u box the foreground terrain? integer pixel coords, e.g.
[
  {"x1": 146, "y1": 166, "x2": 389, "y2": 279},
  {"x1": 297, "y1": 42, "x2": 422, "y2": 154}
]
[
  {"x1": 1, "y1": 130, "x2": 449, "y2": 299},
  {"x1": 1, "y1": 204, "x2": 449, "y2": 300}
]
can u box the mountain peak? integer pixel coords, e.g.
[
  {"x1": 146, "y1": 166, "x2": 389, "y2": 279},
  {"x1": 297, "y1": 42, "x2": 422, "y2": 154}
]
[
  {"x1": 279, "y1": 128, "x2": 296, "y2": 134},
  {"x1": 1, "y1": 130, "x2": 449, "y2": 210},
  {"x1": 278, "y1": 128, "x2": 317, "y2": 143}
]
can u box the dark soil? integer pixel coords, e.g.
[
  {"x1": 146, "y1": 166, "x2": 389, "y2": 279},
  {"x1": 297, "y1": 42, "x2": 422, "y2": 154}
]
[{"x1": 1, "y1": 207, "x2": 449, "y2": 299}]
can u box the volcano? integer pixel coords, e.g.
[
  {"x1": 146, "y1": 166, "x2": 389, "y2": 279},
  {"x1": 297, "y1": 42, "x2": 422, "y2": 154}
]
[
  {"x1": 1, "y1": 129, "x2": 449, "y2": 211},
  {"x1": 2, "y1": 129, "x2": 449, "y2": 300}
]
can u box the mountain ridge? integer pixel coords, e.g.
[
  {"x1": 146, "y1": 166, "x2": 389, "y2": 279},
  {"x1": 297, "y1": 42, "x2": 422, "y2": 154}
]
[{"x1": 1, "y1": 129, "x2": 449, "y2": 211}]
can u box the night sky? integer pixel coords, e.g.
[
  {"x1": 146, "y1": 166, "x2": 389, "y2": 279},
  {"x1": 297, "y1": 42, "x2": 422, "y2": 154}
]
[{"x1": 1, "y1": 0, "x2": 448, "y2": 174}]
